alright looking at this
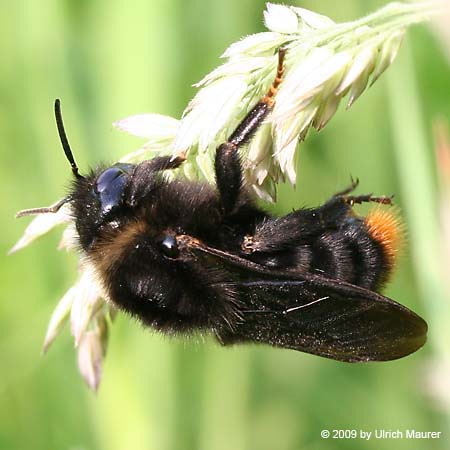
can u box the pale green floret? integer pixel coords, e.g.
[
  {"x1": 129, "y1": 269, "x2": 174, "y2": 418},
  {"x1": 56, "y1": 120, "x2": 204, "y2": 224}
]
[{"x1": 116, "y1": 2, "x2": 440, "y2": 200}]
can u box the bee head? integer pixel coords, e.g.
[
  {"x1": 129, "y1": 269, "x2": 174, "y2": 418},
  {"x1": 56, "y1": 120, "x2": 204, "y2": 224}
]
[
  {"x1": 56, "y1": 100, "x2": 184, "y2": 251},
  {"x1": 53, "y1": 100, "x2": 133, "y2": 249},
  {"x1": 70, "y1": 161, "x2": 144, "y2": 251}
]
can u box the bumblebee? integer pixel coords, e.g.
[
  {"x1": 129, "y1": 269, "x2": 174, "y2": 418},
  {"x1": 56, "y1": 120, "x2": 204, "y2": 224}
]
[{"x1": 19, "y1": 49, "x2": 426, "y2": 362}]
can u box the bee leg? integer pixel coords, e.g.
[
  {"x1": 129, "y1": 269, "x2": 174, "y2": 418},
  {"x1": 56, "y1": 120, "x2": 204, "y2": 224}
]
[
  {"x1": 331, "y1": 178, "x2": 393, "y2": 207},
  {"x1": 333, "y1": 176, "x2": 359, "y2": 197},
  {"x1": 215, "y1": 48, "x2": 286, "y2": 214},
  {"x1": 343, "y1": 194, "x2": 394, "y2": 206},
  {"x1": 146, "y1": 155, "x2": 186, "y2": 171},
  {"x1": 319, "y1": 188, "x2": 393, "y2": 225},
  {"x1": 127, "y1": 156, "x2": 186, "y2": 206},
  {"x1": 16, "y1": 196, "x2": 72, "y2": 218}
]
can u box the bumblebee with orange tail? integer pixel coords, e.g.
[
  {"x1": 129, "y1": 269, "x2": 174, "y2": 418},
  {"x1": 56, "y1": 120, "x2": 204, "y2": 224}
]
[{"x1": 18, "y1": 49, "x2": 426, "y2": 362}]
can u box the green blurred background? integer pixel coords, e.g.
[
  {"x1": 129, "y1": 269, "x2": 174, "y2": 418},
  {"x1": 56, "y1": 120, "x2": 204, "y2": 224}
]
[{"x1": 2, "y1": 1, "x2": 450, "y2": 449}]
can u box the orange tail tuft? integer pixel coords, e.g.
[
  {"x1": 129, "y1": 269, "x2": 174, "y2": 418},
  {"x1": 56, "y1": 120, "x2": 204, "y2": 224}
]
[{"x1": 365, "y1": 208, "x2": 404, "y2": 282}]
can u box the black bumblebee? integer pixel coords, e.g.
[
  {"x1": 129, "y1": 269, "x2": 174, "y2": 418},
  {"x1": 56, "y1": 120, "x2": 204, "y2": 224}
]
[{"x1": 19, "y1": 50, "x2": 426, "y2": 362}]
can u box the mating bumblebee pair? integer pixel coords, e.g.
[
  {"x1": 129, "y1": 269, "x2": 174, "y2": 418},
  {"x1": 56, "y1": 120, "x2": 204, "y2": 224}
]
[{"x1": 18, "y1": 49, "x2": 426, "y2": 362}]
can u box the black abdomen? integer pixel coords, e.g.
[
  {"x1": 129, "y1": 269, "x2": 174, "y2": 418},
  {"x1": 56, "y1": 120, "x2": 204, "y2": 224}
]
[
  {"x1": 309, "y1": 217, "x2": 389, "y2": 291},
  {"x1": 247, "y1": 208, "x2": 398, "y2": 293}
]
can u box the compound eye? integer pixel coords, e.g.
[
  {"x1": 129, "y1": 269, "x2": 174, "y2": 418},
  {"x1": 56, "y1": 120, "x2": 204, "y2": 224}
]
[
  {"x1": 161, "y1": 236, "x2": 179, "y2": 258},
  {"x1": 95, "y1": 164, "x2": 133, "y2": 215},
  {"x1": 96, "y1": 167, "x2": 124, "y2": 193}
]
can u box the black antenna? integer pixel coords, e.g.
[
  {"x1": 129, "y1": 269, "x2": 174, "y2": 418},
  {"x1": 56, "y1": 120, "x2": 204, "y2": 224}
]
[{"x1": 54, "y1": 99, "x2": 82, "y2": 179}]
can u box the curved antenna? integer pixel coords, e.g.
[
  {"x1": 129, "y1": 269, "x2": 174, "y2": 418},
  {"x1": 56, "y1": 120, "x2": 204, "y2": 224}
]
[{"x1": 54, "y1": 99, "x2": 82, "y2": 179}]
